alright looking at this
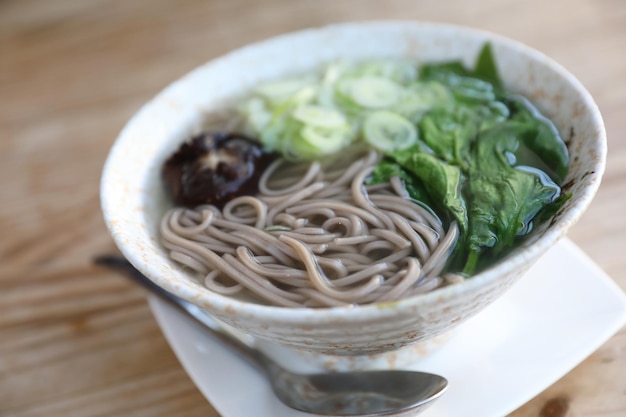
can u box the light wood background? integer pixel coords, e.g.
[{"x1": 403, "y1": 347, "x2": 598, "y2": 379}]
[{"x1": 1, "y1": 0, "x2": 625, "y2": 416}]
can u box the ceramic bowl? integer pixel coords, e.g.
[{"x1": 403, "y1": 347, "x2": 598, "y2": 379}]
[{"x1": 101, "y1": 21, "x2": 605, "y2": 369}]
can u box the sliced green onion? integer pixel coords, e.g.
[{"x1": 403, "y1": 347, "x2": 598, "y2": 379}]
[
  {"x1": 300, "y1": 125, "x2": 351, "y2": 155},
  {"x1": 241, "y1": 60, "x2": 447, "y2": 160},
  {"x1": 292, "y1": 105, "x2": 347, "y2": 128},
  {"x1": 255, "y1": 78, "x2": 314, "y2": 105},
  {"x1": 337, "y1": 76, "x2": 401, "y2": 109},
  {"x1": 393, "y1": 81, "x2": 454, "y2": 121},
  {"x1": 363, "y1": 111, "x2": 418, "y2": 152},
  {"x1": 346, "y1": 60, "x2": 418, "y2": 85}
]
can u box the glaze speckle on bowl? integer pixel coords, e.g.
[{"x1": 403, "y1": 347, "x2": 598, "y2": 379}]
[{"x1": 101, "y1": 21, "x2": 605, "y2": 364}]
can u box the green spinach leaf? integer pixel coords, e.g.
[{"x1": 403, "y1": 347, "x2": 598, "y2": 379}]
[
  {"x1": 421, "y1": 69, "x2": 496, "y2": 103},
  {"x1": 473, "y1": 43, "x2": 503, "y2": 90},
  {"x1": 391, "y1": 147, "x2": 468, "y2": 232},
  {"x1": 419, "y1": 43, "x2": 503, "y2": 103},
  {"x1": 418, "y1": 106, "x2": 476, "y2": 169},
  {"x1": 463, "y1": 126, "x2": 562, "y2": 274},
  {"x1": 418, "y1": 101, "x2": 510, "y2": 169},
  {"x1": 507, "y1": 96, "x2": 569, "y2": 183},
  {"x1": 368, "y1": 159, "x2": 434, "y2": 207}
]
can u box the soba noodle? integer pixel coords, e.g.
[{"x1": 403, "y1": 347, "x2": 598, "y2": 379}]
[{"x1": 161, "y1": 149, "x2": 460, "y2": 307}]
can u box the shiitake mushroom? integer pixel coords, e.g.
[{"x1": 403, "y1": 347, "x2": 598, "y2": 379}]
[{"x1": 163, "y1": 132, "x2": 276, "y2": 207}]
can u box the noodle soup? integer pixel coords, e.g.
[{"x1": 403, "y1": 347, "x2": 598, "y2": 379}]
[
  {"x1": 102, "y1": 22, "x2": 605, "y2": 357},
  {"x1": 159, "y1": 46, "x2": 570, "y2": 308}
]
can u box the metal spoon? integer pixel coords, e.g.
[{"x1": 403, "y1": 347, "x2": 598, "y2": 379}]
[{"x1": 95, "y1": 255, "x2": 448, "y2": 416}]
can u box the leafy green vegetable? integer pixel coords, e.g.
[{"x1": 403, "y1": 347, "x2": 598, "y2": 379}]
[
  {"x1": 473, "y1": 43, "x2": 503, "y2": 90},
  {"x1": 368, "y1": 160, "x2": 433, "y2": 207},
  {"x1": 419, "y1": 61, "x2": 469, "y2": 80},
  {"x1": 420, "y1": 44, "x2": 503, "y2": 103},
  {"x1": 507, "y1": 96, "x2": 569, "y2": 183},
  {"x1": 462, "y1": 126, "x2": 562, "y2": 274},
  {"x1": 417, "y1": 99, "x2": 510, "y2": 169},
  {"x1": 372, "y1": 43, "x2": 568, "y2": 275},
  {"x1": 473, "y1": 100, "x2": 510, "y2": 130},
  {"x1": 534, "y1": 191, "x2": 572, "y2": 224},
  {"x1": 418, "y1": 106, "x2": 477, "y2": 169},
  {"x1": 239, "y1": 43, "x2": 569, "y2": 276},
  {"x1": 390, "y1": 147, "x2": 469, "y2": 232},
  {"x1": 421, "y1": 68, "x2": 496, "y2": 103}
]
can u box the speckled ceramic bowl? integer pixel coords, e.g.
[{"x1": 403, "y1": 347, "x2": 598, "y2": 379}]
[{"x1": 101, "y1": 21, "x2": 605, "y2": 369}]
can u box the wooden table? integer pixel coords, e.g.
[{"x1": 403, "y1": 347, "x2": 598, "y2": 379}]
[{"x1": 2, "y1": 0, "x2": 625, "y2": 415}]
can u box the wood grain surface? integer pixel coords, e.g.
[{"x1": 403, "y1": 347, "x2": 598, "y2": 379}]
[{"x1": 1, "y1": 0, "x2": 625, "y2": 416}]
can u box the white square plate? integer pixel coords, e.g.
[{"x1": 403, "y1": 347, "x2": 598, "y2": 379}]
[{"x1": 149, "y1": 239, "x2": 626, "y2": 416}]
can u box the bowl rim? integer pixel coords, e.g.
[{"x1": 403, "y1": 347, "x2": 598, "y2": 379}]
[{"x1": 101, "y1": 20, "x2": 606, "y2": 322}]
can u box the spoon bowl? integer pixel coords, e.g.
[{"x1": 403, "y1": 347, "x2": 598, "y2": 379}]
[
  {"x1": 272, "y1": 369, "x2": 447, "y2": 416},
  {"x1": 96, "y1": 255, "x2": 447, "y2": 416}
]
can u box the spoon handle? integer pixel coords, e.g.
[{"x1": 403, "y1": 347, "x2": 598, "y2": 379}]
[{"x1": 94, "y1": 255, "x2": 274, "y2": 372}]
